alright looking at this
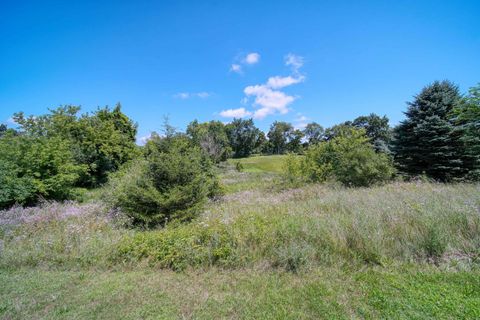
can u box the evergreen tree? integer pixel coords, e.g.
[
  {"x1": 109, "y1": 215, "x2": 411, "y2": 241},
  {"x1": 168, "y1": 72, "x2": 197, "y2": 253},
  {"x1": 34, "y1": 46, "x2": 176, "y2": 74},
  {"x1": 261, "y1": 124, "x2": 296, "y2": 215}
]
[
  {"x1": 392, "y1": 81, "x2": 464, "y2": 181},
  {"x1": 452, "y1": 84, "x2": 480, "y2": 180}
]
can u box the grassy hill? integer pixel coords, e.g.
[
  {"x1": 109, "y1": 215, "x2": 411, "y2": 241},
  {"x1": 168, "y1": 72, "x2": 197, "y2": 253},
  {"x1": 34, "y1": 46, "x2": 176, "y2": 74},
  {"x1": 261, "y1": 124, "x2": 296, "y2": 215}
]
[
  {"x1": 227, "y1": 154, "x2": 288, "y2": 173},
  {"x1": 1, "y1": 155, "x2": 480, "y2": 319}
]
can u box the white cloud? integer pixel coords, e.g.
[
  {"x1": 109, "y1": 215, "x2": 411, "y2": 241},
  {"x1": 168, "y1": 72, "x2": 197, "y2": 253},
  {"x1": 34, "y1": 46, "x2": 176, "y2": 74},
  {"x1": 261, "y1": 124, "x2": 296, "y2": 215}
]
[
  {"x1": 219, "y1": 107, "x2": 252, "y2": 118},
  {"x1": 174, "y1": 92, "x2": 211, "y2": 99},
  {"x1": 266, "y1": 75, "x2": 305, "y2": 89},
  {"x1": 224, "y1": 53, "x2": 305, "y2": 119},
  {"x1": 230, "y1": 64, "x2": 242, "y2": 73},
  {"x1": 230, "y1": 52, "x2": 260, "y2": 73},
  {"x1": 285, "y1": 53, "x2": 304, "y2": 73},
  {"x1": 244, "y1": 85, "x2": 295, "y2": 119},
  {"x1": 136, "y1": 134, "x2": 151, "y2": 146},
  {"x1": 245, "y1": 52, "x2": 260, "y2": 65}
]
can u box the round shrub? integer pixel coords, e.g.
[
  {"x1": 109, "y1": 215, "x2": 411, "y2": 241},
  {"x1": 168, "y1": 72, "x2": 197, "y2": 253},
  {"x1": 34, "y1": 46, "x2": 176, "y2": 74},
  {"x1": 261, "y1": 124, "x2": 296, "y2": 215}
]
[
  {"x1": 298, "y1": 128, "x2": 395, "y2": 187},
  {"x1": 106, "y1": 134, "x2": 220, "y2": 227}
]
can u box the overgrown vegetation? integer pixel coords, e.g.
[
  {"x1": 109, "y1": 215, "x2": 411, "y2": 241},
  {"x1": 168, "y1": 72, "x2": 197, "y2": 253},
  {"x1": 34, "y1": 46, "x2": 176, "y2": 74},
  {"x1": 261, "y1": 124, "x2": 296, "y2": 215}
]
[
  {"x1": 0, "y1": 104, "x2": 138, "y2": 209},
  {"x1": 1, "y1": 80, "x2": 480, "y2": 318}
]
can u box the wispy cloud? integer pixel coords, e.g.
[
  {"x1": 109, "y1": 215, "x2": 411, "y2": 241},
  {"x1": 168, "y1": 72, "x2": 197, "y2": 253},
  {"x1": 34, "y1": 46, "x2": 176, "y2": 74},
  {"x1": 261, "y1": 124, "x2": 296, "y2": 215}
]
[
  {"x1": 285, "y1": 53, "x2": 304, "y2": 73},
  {"x1": 245, "y1": 52, "x2": 260, "y2": 65},
  {"x1": 219, "y1": 107, "x2": 252, "y2": 118},
  {"x1": 230, "y1": 64, "x2": 242, "y2": 74},
  {"x1": 174, "y1": 92, "x2": 211, "y2": 99},
  {"x1": 266, "y1": 75, "x2": 305, "y2": 89}
]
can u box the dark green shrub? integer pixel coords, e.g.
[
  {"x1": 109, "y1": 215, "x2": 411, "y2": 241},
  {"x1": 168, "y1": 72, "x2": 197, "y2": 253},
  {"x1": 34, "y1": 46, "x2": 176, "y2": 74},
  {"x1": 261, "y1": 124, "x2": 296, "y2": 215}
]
[{"x1": 106, "y1": 134, "x2": 220, "y2": 227}]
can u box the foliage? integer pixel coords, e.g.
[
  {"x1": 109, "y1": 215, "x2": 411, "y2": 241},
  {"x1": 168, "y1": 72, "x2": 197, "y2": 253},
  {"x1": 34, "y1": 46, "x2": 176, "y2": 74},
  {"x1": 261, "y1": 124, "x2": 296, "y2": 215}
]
[
  {"x1": 282, "y1": 153, "x2": 304, "y2": 185},
  {"x1": 187, "y1": 120, "x2": 231, "y2": 162},
  {"x1": 392, "y1": 81, "x2": 465, "y2": 181},
  {"x1": 351, "y1": 113, "x2": 392, "y2": 153},
  {"x1": 303, "y1": 122, "x2": 324, "y2": 145},
  {"x1": 452, "y1": 83, "x2": 480, "y2": 180},
  {"x1": 0, "y1": 133, "x2": 86, "y2": 208},
  {"x1": 301, "y1": 128, "x2": 395, "y2": 186},
  {"x1": 75, "y1": 104, "x2": 139, "y2": 186},
  {"x1": 225, "y1": 118, "x2": 263, "y2": 158},
  {"x1": 267, "y1": 121, "x2": 301, "y2": 154},
  {"x1": 287, "y1": 129, "x2": 304, "y2": 153},
  {"x1": 12, "y1": 104, "x2": 138, "y2": 187},
  {"x1": 106, "y1": 133, "x2": 220, "y2": 227},
  {"x1": 0, "y1": 124, "x2": 6, "y2": 136}
]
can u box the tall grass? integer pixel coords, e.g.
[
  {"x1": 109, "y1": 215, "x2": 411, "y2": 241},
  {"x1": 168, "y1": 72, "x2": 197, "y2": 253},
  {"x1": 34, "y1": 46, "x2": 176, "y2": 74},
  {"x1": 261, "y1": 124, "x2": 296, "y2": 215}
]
[{"x1": 2, "y1": 178, "x2": 479, "y2": 271}]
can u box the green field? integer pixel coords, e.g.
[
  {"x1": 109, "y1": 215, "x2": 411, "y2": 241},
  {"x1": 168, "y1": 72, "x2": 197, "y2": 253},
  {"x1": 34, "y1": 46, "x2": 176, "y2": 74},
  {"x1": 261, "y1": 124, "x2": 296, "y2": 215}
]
[
  {"x1": 1, "y1": 155, "x2": 480, "y2": 319},
  {"x1": 227, "y1": 155, "x2": 288, "y2": 173}
]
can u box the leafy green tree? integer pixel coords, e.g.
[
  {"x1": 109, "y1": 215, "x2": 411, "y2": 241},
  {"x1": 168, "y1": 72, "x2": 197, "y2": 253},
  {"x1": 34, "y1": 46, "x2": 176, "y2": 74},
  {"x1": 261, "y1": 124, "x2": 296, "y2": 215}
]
[
  {"x1": 323, "y1": 123, "x2": 354, "y2": 141},
  {"x1": 0, "y1": 133, "x2": 86, "y2": 208},
  {"x1": 73, "y1": 104, "x2": 139, "y2": 186},
  {"x1": 303, "y1": 122, "x2": 324, "y2": 145},
  {"x1": 187, "y1": 120, "x2": 231, "y2": 162},
  {"x1": 106, "y1": 133, "x2": 220, "y2": 227},
  {"x1": 225, "y1": 118, "x2": 262, "y2": 158},
  {"x1": 287, "y1": 129, "x2": 304, "y2": 153},
  {"x1": 352, "y1": 114, "x2": 392, "y2": 153},
  {"x1": 392, "y1": 81, "x2": 464, "y2": 181},
  {"x1": 254, "y1": 130, "x2": 267, "y2": 154},
  {"x1": 452, "y1": 83, "x2": 480, "y2": 179},
  {"x1": 267, "y1": 121, "x2": 295, "y2": 154},
  {"x1": 13, "y1": 104, "x2": 138, "y2": 187}
]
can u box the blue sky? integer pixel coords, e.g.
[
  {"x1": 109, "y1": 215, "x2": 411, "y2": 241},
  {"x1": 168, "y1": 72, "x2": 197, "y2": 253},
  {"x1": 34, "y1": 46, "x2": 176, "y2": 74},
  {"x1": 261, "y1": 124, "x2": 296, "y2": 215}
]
[{"x1": 1, "y1": 0, "x2": 479, "y2": 142}]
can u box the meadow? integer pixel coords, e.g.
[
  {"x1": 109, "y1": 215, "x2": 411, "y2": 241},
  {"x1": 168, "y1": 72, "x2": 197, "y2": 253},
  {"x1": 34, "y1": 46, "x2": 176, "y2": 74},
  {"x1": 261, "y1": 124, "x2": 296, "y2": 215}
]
[{"x1": 1, "y1": 155, "x2": 480, "y2": 319}]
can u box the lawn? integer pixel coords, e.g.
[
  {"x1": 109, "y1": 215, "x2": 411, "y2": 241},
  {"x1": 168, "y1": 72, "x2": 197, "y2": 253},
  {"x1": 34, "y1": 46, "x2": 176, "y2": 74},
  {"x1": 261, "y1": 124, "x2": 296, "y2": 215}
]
[
  {"x1": 2, "y1": 267, "x2": 479, "y2": 319},
  {"x1": 227, "y1": 155, "x2": 289, "y2": 173}
]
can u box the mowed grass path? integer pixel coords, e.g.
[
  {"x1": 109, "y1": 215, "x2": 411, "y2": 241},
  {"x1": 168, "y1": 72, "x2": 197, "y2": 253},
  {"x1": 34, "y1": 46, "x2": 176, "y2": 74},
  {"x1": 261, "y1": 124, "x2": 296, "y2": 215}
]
[
  {"x1": 227, "y1": 155, "x2": 289, "y2": 173},
  {"x1": 2, "y1": 267, "x2": 480, "y2": 319}
]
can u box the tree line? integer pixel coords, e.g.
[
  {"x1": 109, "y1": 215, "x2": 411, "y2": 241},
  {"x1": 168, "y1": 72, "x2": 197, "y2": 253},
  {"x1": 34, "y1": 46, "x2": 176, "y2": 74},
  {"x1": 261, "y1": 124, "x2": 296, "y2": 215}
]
[{"x1": 1, "y1": 80, "x2": 479, "y2": 218}]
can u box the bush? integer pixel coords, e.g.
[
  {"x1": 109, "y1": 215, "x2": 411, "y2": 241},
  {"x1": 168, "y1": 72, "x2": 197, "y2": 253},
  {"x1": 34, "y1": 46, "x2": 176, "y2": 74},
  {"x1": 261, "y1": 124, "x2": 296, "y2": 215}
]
[
  {"x1": 281, "y1": 153, "x2": 304, "y2": 185},
  {"x1": 0, "y1": 134, "x2": 86, "y2": 209},
  {"x1": 106, "y1": 134, "x2": 220, "y2": 227},
  {"x1": 287, "y1": 128, "x2": 395, "y2": 187}
]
